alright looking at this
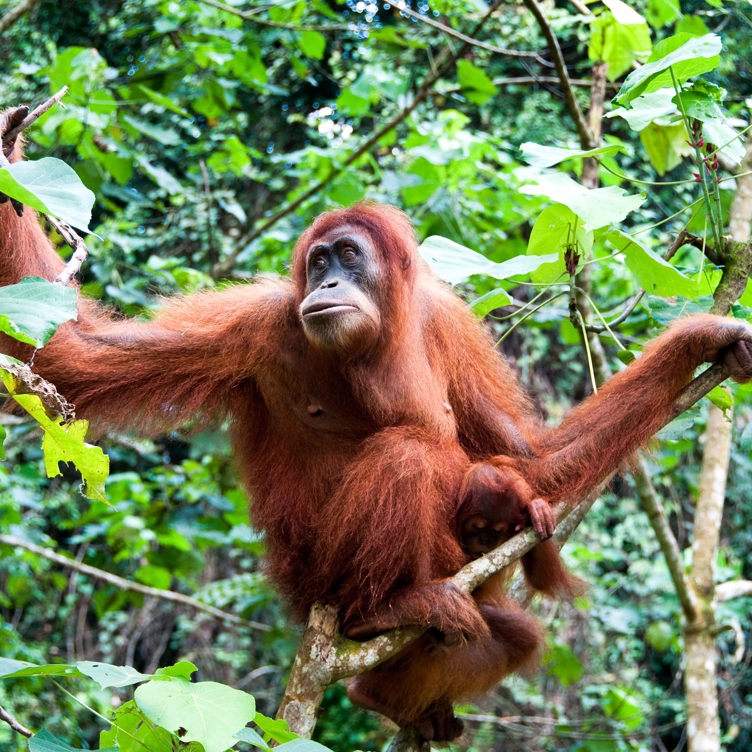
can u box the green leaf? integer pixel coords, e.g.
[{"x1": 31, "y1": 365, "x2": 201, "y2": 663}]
[
  {"x1": 419, "y1": 235, "x2": 558, "y2": 285},
  {"x1": 0, "y1": 277, "x2": 78, "y2": 347},
  {"x1": 1, "y1": 371, "x2": 109, "y2": 500},
  {"x1": 253, "y1": 713, "x2": 297, "y2": 744},
  {"x1": 0, "y1": 658, "x2": 77, "y2": 679},
  {"x1": 589, "y1": 12, "x2": 652, "y2": 80},
  {"x1": 520, "y1": 141, "x2": 627, "y2": 168},
  {"x1": 614, "y1": 33, "x2": 722, "y2": 107},
  {"x1": 545, "y1": 643, "x2": 584, "y2": 686},
  {"x1": 707, "y1": 385, "x2": 733, "y2": 413},
  {"x1": 0, "y1": 159, "x2": 94, "y2": 232},
  {"x1": 469, "y1": 288, "x2": 514, "y2": 317},
  {"x1": 135, "y1": 563, "x2": 172, "y2": 589},
  {"x1": 526, "y1": 204, "x2": 593, "y2": 284},
  {"x1": 640, "y1": 121, "x2": 691, "y2": 175},
  {"x1": 234, "y1": 726, "x2": 271, "y2": 750},
  {"x1": 135, "y1": 679, "x2": 255, "y2": 752},
  {"x1": 456, "y1": 59, "x2": 497, "y2": 104},
  {"x1": 155, "y1": 661, "x2": 198, "y2": 680},
  {"x1": 603, "y1": 229, "x2": 698, "y2": 297},
  {"x1": 604, "y1": 687, "x2": 643, "y2": 730},
  {"x1": 646, "y1": 0, "x2": 680, "y2": 28},
  {"x1": 77, "y1": 660, "x2": 153, "y2": 688},
  {"x1": 101, "y1": 700, "x2": 181, "y2": 752},
  {"x1": 674, "y1": 90, "x2": 746, "y2": 164},
  {"x1": 29, "y1": 728, "x2": 117, "y2": 752},
  {"x1": 519, "y1": 171, "x2": 644, "y2": 230},
  {"x1": 299, "y1": 30, "x2": 326, "y2": 59}
]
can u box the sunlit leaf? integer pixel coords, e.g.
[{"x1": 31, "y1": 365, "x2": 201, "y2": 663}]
[
  {"x1": 520, "y1": 142, "x2": 627, "y2": 168},
  {"x1": 1, "y1": 371, "x2": 109, "y2": 500},
  {"x1": 520, "y1": 171, "x2": 644, "y2": 230},
  {"x1": 420, "y1": 235, "x2": 557, "y2": 285},
  {"x1": 0, "y1": 159, "x2": 94, "y2": 232},
  {"x1": 135, "y1": 679, "x2": 255, "y2": 752}
]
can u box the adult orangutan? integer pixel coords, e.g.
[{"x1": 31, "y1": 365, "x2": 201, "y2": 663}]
[{"x1": 2, "y1": 106, "x2": 752, "y2": 742}]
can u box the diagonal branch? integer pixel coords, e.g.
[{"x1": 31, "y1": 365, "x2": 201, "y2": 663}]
[
  {"x1": 0, "y1": 533, "x2": 271, "y2": 632},
  {"x1": 213, "y1": 0, "x2": 508, "y2": 277},
  {"x1": 521, "y1": 0, "x2": 592, "y2": 147}
]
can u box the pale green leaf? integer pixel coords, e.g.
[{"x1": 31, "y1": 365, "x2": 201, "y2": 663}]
[
  {"x1": 608, "y1": 88, "x2": 679, "y2": 131},
  {"x1": 519, "y1": 171, "x2": 644, "y2": 230},
  {"x1": 0, "y1": 277, "x2": 78, "y2": 347},
  {"x1": 0, "y1": 658, "x2": 77, "y2": 679},
  {"x1": 135, "y1": 679, "x2": 255, "y2": 752},
  {"x1": 419, "y1": 235, "x2": 557, "y2": 285},
  {"x1": 520, "y1": 141, "x2": 627, "y2": 168},
  {"x1": 0, "y1": 159, "x2": 94, "y2": 232},
  {"x1": 602, "y1": 0, "x2": 645, "y2": 24},
  {"x1": 77, "y1": 660, "x2": 153, "y2": 688}
]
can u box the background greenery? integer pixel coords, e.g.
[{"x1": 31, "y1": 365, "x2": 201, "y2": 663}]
[{"x1": 0, "y1": 0, "x2": 751, "y2": 750}]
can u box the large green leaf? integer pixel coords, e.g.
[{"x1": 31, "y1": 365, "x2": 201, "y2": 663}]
[
  {"x1": 603, "y1": 229, "x2": 699, "y2": 298},
  {"x1": 135, "y1": 679, "x2": 255, "y2": 752},
  {"x1": 0, "y1": 277, "x2": 78, "y2": 347},
  {"x1": 614, "y1": 33, "x2": 722, "y2": 107},
  {"x1": 0, "y1": 159, "x2": 94, "y2": 232},
  {"x1": 519, "y1": 171, "x2": 644, "y2": 230},
  {"x1": 419, "y1": 235, "x2": 558, "y2": 285}
]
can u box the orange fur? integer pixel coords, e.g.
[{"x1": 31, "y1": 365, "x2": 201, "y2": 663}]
[{"x1": 3, "y1": 107, "x2": 752, "y2": 741}]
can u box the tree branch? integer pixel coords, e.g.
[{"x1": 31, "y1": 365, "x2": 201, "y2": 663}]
[
  {"x1": 521, "y1": 0, "x2": 592, "y2": 147},
  {"x1": 0, "y1": 533, "x2": 270, "y2": 632},
  {"x1": 0, "y1": 705, "x2": 32, "y2": 738},
  {"x1": 4, "y1": 87, "x2": 69, "y2": 145},
  {"x1": 213, "y1": 0, "x2": 507, "y2": 277},
  {"x1": 716, "y1": 580, "x2": 752, "y2": 601},
  {"x1": 0, "y1": 0, "x2": 40, "y2": 36}
]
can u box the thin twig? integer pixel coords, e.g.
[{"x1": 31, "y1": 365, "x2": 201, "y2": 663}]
[
  {"x1": 394, "y1": 2, "x2": 549, "y2": 65},
  {"x1": 521, "y1": 0, "x2": 592, "y2": 147},
  {"x1": 4, "y1": 87, "x2": 68, "y2": 144},
  {"x1": 46, "y1": 215, "x2": 90, "y2": 286},
  {"x1": 0, "y1": 706, "x2": 32, "y2": 738},
  {"x1": 0, "y1": 533, "x2": 271, "y2": 632}
]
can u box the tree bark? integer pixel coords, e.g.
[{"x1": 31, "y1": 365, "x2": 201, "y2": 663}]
[{"x1": 684, "y1": 128, "x2": 752, "y2": 752}]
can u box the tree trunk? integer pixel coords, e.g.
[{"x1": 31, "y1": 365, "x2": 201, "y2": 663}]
[{"x1": 684, "y1": 128, "x2": 752, "y2": 752}]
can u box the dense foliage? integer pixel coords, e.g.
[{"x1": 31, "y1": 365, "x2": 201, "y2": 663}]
[{"x1": 0, "y1": 0, "x2": 751, "y2": 750}]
